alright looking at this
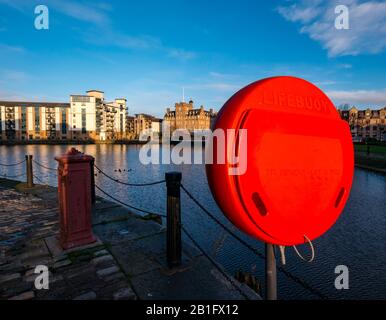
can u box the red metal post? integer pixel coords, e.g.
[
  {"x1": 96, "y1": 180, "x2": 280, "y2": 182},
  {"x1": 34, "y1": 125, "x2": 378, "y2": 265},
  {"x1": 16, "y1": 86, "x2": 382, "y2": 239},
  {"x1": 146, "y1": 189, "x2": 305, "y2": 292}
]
[{"x1": 55, "y1": 148, "x2": 96, "y2": 250}]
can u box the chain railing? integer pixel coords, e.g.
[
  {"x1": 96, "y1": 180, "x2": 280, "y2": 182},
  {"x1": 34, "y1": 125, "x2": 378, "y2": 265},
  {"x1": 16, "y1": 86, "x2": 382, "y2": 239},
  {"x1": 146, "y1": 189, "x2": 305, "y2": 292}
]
[
  {"x1": 0, "y1": 158, "x2": 27, "y2": 180},
  {"x1": 180, "y1": 183, "x2": 328, "y2": 300},
  {"x1": 94, "y1": 164, "x2": 165, "y2": 187},
  {"x1": 0, "y1": 159, "x2": 26, "y2": 167},
  {"x1": 0, "y1": 155, "x2": 329, "y2": 300},
  {"x1": 95, "y1": 184, "x2": 162, "y2": 216},
  {"x1": 33, "y1": 160, "x2": 57, "y2": 171},
  {"x1": 0, "y1": 171, "x2": 26, "y2": 179}
]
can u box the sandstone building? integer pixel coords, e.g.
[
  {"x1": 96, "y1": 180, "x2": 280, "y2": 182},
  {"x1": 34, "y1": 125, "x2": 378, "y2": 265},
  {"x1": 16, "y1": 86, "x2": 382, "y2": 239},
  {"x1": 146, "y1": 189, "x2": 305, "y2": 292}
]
[
  {"x1": 339, "y1": 107, "x2": 386, "y2": 141},
  {"x1": 164, "y1": 100, "x2": 217, "y2": 133}
]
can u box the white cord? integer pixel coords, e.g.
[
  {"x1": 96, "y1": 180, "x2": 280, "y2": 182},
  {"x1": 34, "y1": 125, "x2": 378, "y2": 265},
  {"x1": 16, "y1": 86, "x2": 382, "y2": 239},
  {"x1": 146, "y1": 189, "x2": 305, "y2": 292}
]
[
  {"x1": 279, "y1": 246, "x2": 286, "y2": 265},
  {"x1": 292, "y1": 235, "x2": 315, "y2": 263}
]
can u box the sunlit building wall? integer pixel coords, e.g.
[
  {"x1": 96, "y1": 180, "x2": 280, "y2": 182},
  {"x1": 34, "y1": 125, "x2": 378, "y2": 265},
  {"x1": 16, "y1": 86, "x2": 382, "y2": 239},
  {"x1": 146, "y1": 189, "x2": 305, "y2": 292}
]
[
  {"x1": 0, "y1": 90, "x2": 128, "y2": 142},
  {"x1": 339, "y1": 107, "x2": 386, "y2": 141}
]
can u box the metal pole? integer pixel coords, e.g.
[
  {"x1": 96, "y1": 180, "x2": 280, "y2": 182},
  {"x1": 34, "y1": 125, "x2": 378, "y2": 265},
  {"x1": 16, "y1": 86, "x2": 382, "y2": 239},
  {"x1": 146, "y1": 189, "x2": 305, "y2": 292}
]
[
  {"x1": 26, "y1": 155, "x2": 34, "y2": 188},
  {"x1": 265, "y1": 243, "x2": 277, "y2": 300},
  {"x1": 165, "y1": 172, "x2": 182, "y2": 268}
]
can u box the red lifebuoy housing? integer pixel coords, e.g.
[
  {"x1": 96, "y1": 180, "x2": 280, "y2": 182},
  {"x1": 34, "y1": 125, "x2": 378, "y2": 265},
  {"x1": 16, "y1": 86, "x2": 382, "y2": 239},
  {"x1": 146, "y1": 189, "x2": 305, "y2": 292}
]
[{"x1": 206, "y1": 76, "x2": 354, "y2": 246}]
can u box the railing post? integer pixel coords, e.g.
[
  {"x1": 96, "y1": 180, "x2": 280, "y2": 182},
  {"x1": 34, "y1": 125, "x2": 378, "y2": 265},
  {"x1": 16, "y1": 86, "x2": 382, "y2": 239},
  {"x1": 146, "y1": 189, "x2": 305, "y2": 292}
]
[
  {"x1": 25, "y1": 155, "x2": 34, "y2": 188},
  {"x1": 265, "y1": 243, "x2": 277, "y2": 300},
  {"x1": 90, "y1": 159, "x2": 96, "y2": 205},
  {"x1": 165, "y1": 172, "x2": 182, "y2": 268}
]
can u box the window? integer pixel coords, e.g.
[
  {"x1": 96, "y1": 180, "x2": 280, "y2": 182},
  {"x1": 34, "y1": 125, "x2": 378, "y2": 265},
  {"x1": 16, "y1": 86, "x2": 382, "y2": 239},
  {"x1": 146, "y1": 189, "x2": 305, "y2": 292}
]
[
  {"x1": 34, "y1": 107, "x2": 40, "y2": 133},
  {"x1": 61, "y1": 108, "x2": 67, "y2": 134},
  {"x1": 81, "y1": 109, "x2": 86, "y2": 134},
  {"x1": 72, "y1": 96, "x2": 91, "y2": 103},
  {"x1": 21, "y1": 107, "x2": 27, "y2": 134}
]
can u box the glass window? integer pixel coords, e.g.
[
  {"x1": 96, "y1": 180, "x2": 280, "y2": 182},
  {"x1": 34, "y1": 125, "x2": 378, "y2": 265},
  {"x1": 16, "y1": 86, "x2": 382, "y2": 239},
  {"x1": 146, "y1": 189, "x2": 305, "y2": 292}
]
[
  {"x1": 61, "y1": 108, "x2": 67, "y2": 134},
  {"x1": 34, "y1": 107, "x2": 40, "y2": 133},
  {"x1": 81, "y1": 109, "x2": 86, "y2": 134}
]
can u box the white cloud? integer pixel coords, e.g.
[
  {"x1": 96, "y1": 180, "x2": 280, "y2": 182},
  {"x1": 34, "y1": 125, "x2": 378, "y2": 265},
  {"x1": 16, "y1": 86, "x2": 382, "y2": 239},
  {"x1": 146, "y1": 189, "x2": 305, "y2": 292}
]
[
  {"x1": 327, "y1": 88, "x2": 386, "y2": 105},
  {"x1": 50, "y1": 1, "x2": 110, "y2": 26},
  {"x1": 277, "y1": 0, "x2": 386, "y2": 57},
  {"x1": 0, "y1": 88, "x2": 27, "y2": 100},
  {"x1": 2, "y1": 70, "x2": 30, "y2": 81},
  {"x1": 85, "y1": 31, "x2": 161, "y2": 50},
  {"x1": 185, "y1": 83, "x2": 241, "y2": 92},
  {"x1": 0, "y1": 44, "x2": 24, "y2": 53},
  {"x1": 167, "y1": 48, "x2": 197, "y2": 61},
  {"x1": 338, "y1": 63, "x2": 352, "y2": 69},
  {"x1": 0, "y1": 0, "x2": 197, "y2": 61},
  {"x1": 315, "y1": 80, "x2": 337, "y2": 86},
  {"x1": 277, "y1": 1, "x2": 323, "y2": 23}
]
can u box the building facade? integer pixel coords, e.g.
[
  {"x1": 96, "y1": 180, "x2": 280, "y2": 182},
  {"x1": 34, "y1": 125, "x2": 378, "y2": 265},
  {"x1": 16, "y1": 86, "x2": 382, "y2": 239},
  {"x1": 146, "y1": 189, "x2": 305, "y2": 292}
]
[
  {"x1": 164, "y1": 100, "x2": 217, "y2": 133},
  {"x1": 0, "y1": 90, "x2": 128, "y2": 142},
  {"x1": 0, "y1": 102, "x2": 71, "y2": 141},
  {"x1": 126, "y1": 114, "x2": 162, "y2": 140},
  {"x1": 339, "y1": 107, "x2": 386, "y2": 141}
]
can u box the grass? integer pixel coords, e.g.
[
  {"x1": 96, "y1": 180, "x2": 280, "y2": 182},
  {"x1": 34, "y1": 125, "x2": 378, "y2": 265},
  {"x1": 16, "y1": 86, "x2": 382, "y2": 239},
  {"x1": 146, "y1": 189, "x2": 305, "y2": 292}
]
[{"x1": 354, "y1": 144, "x2": 386, "y2": 155}]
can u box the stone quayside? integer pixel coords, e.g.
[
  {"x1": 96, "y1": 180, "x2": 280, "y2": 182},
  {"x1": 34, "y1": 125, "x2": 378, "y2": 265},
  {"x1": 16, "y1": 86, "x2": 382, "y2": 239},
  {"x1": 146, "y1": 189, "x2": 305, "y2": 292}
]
[{"x1": 0, "y1": 178, "x2": 260, "y2": 300}]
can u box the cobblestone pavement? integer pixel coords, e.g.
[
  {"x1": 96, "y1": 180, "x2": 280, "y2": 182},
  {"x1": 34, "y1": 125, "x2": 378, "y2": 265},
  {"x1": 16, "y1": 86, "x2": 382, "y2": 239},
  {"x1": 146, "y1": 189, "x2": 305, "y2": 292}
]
[
  {"x1": 0, "y1": 181, "x2": 136, "y2": 300},
  {"x1": 0, "y1": 179, "x2": 260, "y2": 301}
]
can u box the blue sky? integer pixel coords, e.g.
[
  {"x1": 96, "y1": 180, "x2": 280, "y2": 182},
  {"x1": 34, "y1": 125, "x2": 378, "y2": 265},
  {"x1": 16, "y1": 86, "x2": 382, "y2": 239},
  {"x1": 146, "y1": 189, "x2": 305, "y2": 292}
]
[{"x1": 0, "y1": 0, "x2": 385, "y2": 116}]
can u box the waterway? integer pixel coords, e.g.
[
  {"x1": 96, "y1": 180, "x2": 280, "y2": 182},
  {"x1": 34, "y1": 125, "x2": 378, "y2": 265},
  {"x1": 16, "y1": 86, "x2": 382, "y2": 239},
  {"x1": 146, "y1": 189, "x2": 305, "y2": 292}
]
[{"x1": 1, "y1": 144, "x2": 385, "y2": 299}]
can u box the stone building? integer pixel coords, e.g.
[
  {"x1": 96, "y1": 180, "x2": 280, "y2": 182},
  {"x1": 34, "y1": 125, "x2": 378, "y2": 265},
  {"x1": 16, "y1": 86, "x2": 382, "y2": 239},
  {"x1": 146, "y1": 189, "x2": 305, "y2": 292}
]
[
  {"x1": 339, "y1": 107, "x2": 386, "y2": 141},
  {"x1": 164, "y1": 100, "x2": 217, "y2": 133},
  {"x1": 126, "y1": 114, "x2": 162, "y2": 140}
]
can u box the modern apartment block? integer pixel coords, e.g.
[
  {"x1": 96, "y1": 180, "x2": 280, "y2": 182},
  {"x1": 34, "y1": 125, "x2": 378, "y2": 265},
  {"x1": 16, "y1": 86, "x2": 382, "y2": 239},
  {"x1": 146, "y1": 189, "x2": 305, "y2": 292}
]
[
  {"x1": 0, "y1": 90, "x2": 128, "y2": 142},
  {"x1": 0, "y1": 101, "x2": 71, "y2": 141},
  {"x1": 339, "y1": 107, "x2": 386, "y2": 141},
  {"x1": 70, "y1": 90, "x2": 127, "y2": 141},
  {"x1": 126, "y1": 114, "x2": 162, "y2": 140},
  {"x1": 164, "y1": 100, "x2": 217, "y2": 133}
]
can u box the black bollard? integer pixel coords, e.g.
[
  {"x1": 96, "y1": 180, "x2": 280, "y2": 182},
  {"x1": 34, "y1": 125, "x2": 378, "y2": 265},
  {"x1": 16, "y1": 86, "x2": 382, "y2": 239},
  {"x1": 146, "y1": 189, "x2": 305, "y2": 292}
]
[
  {"x1": 25, "y1": 155, "x2": 34, "y2": 188},
  {"x1": 165, "y1": 172, "x2": 182, "y2": 268}
]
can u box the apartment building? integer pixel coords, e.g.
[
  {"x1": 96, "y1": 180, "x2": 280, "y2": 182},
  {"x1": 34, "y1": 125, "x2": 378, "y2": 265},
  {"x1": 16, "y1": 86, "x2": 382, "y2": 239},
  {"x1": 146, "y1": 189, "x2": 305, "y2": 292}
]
[
  {"x1": 0, "y1": 101, "x2": 71, "y2": 141},
  {"x1": 0, "y1": 90, "x2": 128, "y2": 142},
  {"x1": 70, "y1": 90, "x2": 127, "y2": 141},
  {"x1": 126, "y1": 114, "x2": 162, "y2": 140},
  {"x1": 339, "y1": 107, "x2": 386, "y2": 141},
  {"x1": 164, "y1": 100, "x2": 217, "y2": 133}
]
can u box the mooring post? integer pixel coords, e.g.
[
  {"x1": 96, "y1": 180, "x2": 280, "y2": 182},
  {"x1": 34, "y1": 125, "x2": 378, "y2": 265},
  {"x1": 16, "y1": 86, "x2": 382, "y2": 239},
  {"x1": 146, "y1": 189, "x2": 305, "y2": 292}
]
[
  {"x1": 25, "y1": 155, "x2": 34, "y2": 188},
  {"x1": 90, "y1": 158, "x2": 96, "y2": 205},
  {"x1": 265, "y1": 243, "x2": 277, "y2": 300},
  {"x1": 165, "y1": 172, "x2": 182, "y2": 268}
]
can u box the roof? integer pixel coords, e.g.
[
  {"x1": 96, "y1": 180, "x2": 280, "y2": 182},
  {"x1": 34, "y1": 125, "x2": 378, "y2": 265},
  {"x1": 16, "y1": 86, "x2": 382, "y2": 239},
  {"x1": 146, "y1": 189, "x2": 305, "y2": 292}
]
[
  {"x1": 86, "y1": 90, "x2": 104, "y2": 93},
  {"x1": 0, "y1": 101, "x2": 70, "y2": 108},
  {"x1": 135, "y1": 113, "x2": 156, "y2": 119}
]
